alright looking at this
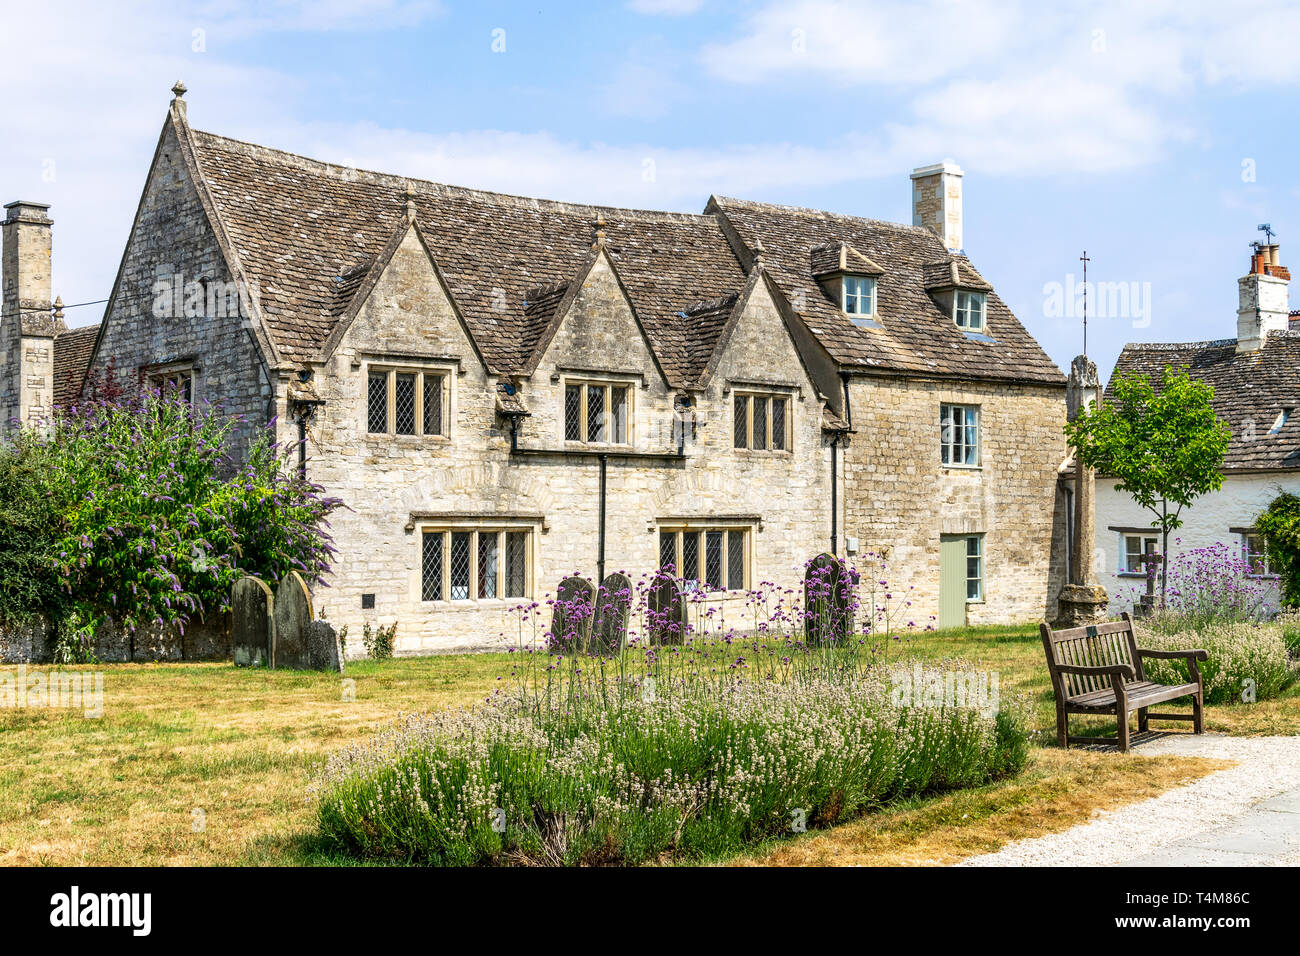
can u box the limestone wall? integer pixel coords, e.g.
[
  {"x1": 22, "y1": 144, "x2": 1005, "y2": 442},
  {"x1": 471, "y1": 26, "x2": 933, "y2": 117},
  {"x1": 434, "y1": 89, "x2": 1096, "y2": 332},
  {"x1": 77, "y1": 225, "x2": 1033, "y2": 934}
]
[
  {"x1": 842, "y1": 375, "x2": 1067, "y2": 627},
  {"x1": 83, "y1": 120, "x2": 273, "y2": 454},
  {"x1": 305, "y1": 248, "x2": 833, "y2": 654}
]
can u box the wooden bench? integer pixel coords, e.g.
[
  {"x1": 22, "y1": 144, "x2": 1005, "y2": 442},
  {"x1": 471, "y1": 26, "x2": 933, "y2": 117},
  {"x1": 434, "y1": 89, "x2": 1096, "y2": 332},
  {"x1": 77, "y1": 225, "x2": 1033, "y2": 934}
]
[{"x1": 1039, "y1": 611, "x2": 1207, "y2": 752}]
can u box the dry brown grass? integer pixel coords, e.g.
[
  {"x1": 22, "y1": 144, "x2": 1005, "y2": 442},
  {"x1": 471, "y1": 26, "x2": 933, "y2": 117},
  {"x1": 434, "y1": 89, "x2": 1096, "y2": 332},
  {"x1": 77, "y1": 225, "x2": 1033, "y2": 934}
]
[
  {"x1": 1, "y1": 625, "x2": 1285, "y2": 866},
  {"x1": 727, "y1": 749, "x2": 1233, "y2": 867}
]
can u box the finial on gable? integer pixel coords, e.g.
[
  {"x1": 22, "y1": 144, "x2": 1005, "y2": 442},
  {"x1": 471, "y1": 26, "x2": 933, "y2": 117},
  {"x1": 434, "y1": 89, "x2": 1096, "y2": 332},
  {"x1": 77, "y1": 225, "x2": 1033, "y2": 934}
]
[
  {"x1": 593, "y1": 213, "x2": 607, "y2": 248},
  {"x1": 404, "y1": 184, "x2": 417, "y2": 220},
  {"x1": 170, "y1": 80, "x2": 188, "y2": 120},
  {"x1": 752, "y1": 237, "x2": 766, "y2": 270}
]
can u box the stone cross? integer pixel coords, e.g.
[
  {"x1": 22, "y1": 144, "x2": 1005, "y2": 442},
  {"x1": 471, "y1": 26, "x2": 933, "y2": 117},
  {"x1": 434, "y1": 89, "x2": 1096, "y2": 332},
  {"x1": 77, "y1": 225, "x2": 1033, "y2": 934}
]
[
  {"x1": 1135, "y1": 548, "x2": 1163, "y2": 617},
  {"x1": 1054, "y1": 354, "x2": 1109, "y2": 627}
]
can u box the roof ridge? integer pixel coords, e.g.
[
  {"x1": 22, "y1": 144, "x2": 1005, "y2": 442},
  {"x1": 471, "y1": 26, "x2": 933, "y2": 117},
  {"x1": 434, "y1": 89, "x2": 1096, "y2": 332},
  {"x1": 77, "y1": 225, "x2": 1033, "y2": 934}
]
[
  {"x1": 1121, "y1": 337, "x2": 1239, "y2": 352},
  {"x1": 712, "y1": 194, "x2": 935, "y2": 236},
  {"x1": 192, "y1": 128, "x2": 719, "y2": 225}
]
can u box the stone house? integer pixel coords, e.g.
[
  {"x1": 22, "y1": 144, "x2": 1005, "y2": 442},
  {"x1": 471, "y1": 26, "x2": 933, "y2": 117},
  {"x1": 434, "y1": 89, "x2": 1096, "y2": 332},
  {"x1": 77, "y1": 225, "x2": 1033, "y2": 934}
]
[
  {"x1": 2, "y1": 88, "x2": 1068, "y2": 653},
  {"x1": 1097, "y1": 243, "x2": 1299, "y2": 612}
]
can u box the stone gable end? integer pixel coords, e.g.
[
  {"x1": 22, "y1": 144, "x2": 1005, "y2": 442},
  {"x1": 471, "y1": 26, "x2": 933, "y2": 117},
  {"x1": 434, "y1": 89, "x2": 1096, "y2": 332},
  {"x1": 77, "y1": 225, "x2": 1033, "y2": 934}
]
[{"x1": 340, "y1": 225, "x2": 478, "y2": 363}]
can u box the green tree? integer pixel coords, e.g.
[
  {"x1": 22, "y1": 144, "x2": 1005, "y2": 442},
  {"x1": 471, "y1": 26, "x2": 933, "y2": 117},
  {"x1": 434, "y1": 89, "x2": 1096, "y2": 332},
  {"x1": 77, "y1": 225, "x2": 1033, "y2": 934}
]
[
  {"x1": 1064, "y1": 365, "x2": 1230, "y2": 605},
  {"x1": 1255, "y1": 493, "x2": 1300, "y2": 606}
]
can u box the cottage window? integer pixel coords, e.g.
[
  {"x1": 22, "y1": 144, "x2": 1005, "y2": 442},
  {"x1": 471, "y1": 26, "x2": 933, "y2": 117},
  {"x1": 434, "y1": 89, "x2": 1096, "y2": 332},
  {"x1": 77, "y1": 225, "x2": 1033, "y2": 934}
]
[
  {"x1": 954, "y1": 290, "x2": 986, "y2": 331},
  {"x1": 842, "y1": 275, "x2": 876, "y2": 320},
  {"x1": 658, "y1": 526, "x2": 749, "y2": 591},
  {"x1": 1121, "y1": 534, "x2": 1159, "y2": 575},
  {"x1": 563, "y1": 380, "x2": 630, "y2": 445},
  {"x1": 940, "y1": 403, "x2": 980, "y2": 466},
  {"x1": 733, "y1": 392, "x2": 790, "y2": 452},
  {"x1": 420, "y1": 526, "x2": 532, "y2": 602},
  {"x1": 1242, "y1": 532, "x2": 1271, "y2": 577},
  {"x1": 366, "y1": 367, "x2": 449, "y2": 437}
]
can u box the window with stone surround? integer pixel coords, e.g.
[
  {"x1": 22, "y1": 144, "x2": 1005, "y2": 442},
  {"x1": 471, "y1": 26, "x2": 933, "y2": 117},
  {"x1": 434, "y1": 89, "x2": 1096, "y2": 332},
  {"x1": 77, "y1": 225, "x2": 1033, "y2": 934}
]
[
  {"x1": 954, "y1": 290, "x2": 986, "y2": 331},
  {"x1": 420, "y1": 525, "x2": 531, "y2": 602},
  {"x1": 658, "y1": 525, "x2": 749, "y2": 591},
  {"x1": 940, "y1": 403, "x2": 980, "y2": 466},
  {"x1": 563, "y1": 379, "x2": 630, "y2": 445},
  {"x1": 145, "y1": 364, "x2": 195, "y2": 405},
  {"x1": 733, "y1": 392, "x2": 790, "y2": 452},
  {"x1": 366, "y1": 366, "x2": 449, "y2": 437}
]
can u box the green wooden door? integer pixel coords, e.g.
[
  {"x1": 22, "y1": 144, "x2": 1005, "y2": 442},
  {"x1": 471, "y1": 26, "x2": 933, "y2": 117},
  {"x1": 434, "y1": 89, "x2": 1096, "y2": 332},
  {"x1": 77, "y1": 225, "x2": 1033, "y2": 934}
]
[{"x1": 938, "y1": 535, "x2": 967, "y2": 629}]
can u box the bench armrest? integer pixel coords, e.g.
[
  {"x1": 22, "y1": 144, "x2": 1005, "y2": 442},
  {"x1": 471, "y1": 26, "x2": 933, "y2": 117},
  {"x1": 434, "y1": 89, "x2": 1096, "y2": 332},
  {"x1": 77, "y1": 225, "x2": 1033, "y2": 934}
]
[
  {"x1": 1055, "y1": 663, "x2": 1135, "y2": 681},
  {"x1": 1136, "y1": 648, "x2": 1208, "y2": 662}
]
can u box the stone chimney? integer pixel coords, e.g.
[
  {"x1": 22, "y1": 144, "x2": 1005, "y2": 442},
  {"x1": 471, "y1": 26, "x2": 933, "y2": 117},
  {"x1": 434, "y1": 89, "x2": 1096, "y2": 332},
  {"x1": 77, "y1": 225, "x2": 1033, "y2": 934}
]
[
  {"x1": 910, "y1": 161, "x2": 963, "y2": 252},
  {"x1": 1237, "y1": 242, "x2": 1291, "y2": 352},
  {"x1": 1, "y1": 200, "x2": 56, "y2": 428}
]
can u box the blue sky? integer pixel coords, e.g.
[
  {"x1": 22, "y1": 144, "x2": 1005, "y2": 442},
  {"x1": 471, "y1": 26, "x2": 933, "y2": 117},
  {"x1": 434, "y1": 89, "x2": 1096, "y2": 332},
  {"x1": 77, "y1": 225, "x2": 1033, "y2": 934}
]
[{"x1": 5, "y1": 0, "x2": 1298, "y2": 381}]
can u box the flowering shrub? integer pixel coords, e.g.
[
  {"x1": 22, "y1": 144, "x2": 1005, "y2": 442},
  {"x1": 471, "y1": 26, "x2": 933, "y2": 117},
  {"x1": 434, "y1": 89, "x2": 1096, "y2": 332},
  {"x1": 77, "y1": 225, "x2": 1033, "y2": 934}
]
[
  {"x1": 521, "y1": 555, "x2": 928, "y2": 659},
  {"x1": 1136, "y1": 620, "x2": 1297, "y2": 705},
  {"x1": 1115, "y1": 541, "x2": 1275, "y2": 629},
  {"x1": 313, "y1": 654, "x2": 1028, "y2": 865},
  {"x1": 0, "y1": 390, "x2": 341, "y2": 659}
]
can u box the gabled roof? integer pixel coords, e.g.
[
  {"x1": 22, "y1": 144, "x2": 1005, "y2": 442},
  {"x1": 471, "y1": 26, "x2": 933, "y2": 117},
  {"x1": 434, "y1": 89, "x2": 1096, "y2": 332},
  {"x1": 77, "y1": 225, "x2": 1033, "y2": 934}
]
[
  {"x1": 921, "y1": 257, "x2": 993, "y2": 292},
  {"x1": 189, "y1": 130, "x2": 746, "y2": 386},
  {"x1": 1107, "y1": 332, "x2": 1300, "y2": 471},
  {"x1": 809, "y1": 241, "x2": 884, "y2": 278},
  {"x1": 164, "y1": 114, "x2": 1061, "y2": 390},
  {"x1": 52, "y1": 324, "x2": 100, "y2": 408},
  {"x1": 707, "y1": 196, "x2": 1064, "y2": 384}
]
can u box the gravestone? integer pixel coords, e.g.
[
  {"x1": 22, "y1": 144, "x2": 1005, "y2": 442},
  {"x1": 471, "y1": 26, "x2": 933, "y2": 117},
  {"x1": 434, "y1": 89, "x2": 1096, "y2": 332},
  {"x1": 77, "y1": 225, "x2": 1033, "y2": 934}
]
[
  {"x1": 646, "y1": 572, "x2": 689, "y2": 645},
  {"x1": 272, "y1": 571, "x2": 313, "y2": 669},
  {"x1": 592, "y1": 573, "x2": 632, "y2": 654},
  {"x1": 804, "y1": 553, "x2": 857, "y2": 645},
  {"x1": 550, "y1": 576, "x2": 595, "y2": 653},
  {"x1": 232, "y1": 576, "x2": 274, "y2": 667},
  {"x1": 307, "y1": 620, "x2": 346, "y2": 673}
]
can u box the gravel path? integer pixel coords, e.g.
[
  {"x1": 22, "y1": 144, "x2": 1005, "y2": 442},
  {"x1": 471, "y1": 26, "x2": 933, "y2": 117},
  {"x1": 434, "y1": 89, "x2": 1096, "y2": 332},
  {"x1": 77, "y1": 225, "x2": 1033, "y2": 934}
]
[{"x1": 960, "y1": 734, "x2": 1300, "y2": 867}]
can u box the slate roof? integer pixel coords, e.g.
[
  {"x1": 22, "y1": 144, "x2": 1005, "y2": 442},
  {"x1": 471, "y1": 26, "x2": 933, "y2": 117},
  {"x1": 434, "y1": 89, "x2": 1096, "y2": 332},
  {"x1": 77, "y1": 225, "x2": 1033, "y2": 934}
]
[
  {"x1": 190, "y1": 131, "x2": 745, "y2": 386},
  {"x1": 1107, "y1": 332, "x2": 1300, "y2": 471},
  {"x1": 707, "y1": 197, "x2": 1064, "y2": 384},
  {"x1": 52, "y1": 323, "x2": 100, "y2": 408},
  {"x1": 184, "y1": 126, "x2": 1062, "y2": 388}
]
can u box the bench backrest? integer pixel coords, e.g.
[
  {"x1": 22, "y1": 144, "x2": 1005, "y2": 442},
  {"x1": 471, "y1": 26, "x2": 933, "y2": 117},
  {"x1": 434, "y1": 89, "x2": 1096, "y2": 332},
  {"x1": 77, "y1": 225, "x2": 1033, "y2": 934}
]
[{"x1": 1039, "y1": 612, "x2": 1143, "y2": 699}]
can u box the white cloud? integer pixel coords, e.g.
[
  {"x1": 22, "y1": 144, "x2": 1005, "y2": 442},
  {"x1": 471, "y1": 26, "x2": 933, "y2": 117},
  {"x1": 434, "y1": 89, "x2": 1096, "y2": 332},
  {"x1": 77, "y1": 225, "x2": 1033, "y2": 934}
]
[{"x1": 701, "y1": 0, "x2": 1300, "y2": 175}]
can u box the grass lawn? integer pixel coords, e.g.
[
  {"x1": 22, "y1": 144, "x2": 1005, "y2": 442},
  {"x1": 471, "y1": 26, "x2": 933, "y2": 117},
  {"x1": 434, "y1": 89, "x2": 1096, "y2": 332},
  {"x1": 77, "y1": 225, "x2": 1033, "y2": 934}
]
[{"x1": 2, "y1": 625, "x2": 1292, "y2": 867}]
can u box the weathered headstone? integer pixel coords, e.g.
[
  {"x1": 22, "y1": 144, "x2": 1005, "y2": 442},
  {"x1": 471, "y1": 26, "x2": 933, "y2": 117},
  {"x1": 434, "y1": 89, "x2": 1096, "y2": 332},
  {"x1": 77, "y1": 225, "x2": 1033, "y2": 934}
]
[
  {"x1": 646, "y1": 572, "x2": 689, "y2": 645},
  {"x1": 592, "y1": 572, "x2": 632, "y2": 654},
  {"x1": 549, "y1": 576, "x2": 594, "y2": 653},
  {"x1": 232, "y1": 576, "x2": 274, "y2": 667},
  {"x1": 804, "y1": 553, "x2": 857, "y2": 645},
  {"x1": 272, "y1": 571, "x2": 313, "y2": 669},
  {"x1": 307, "y1": 620, "x2": 346, "y2": 673}
]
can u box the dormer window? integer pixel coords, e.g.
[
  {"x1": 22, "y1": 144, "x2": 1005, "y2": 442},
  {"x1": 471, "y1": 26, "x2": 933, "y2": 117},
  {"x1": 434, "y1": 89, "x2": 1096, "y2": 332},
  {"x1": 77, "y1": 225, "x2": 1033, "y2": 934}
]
[
  {"x1": 954, "y1": 290, "x2": 986, "y2": 331},
  {"x1": 842, "y1": 275, "x2": 876, "y2": 322}
]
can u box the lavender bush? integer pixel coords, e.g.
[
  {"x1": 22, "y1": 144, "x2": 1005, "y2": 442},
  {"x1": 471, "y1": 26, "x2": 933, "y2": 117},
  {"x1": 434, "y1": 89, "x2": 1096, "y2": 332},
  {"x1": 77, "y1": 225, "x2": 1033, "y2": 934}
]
[
  {"x1": 1136, "y1": 620, "x2": 1296, "y2": 705},
  {"x1": 314, "y1": 664, "x2": 1027, "y2": 865},
  {"x1": 313, "y1": 556, "x2": 1019, "y2": 865}
]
